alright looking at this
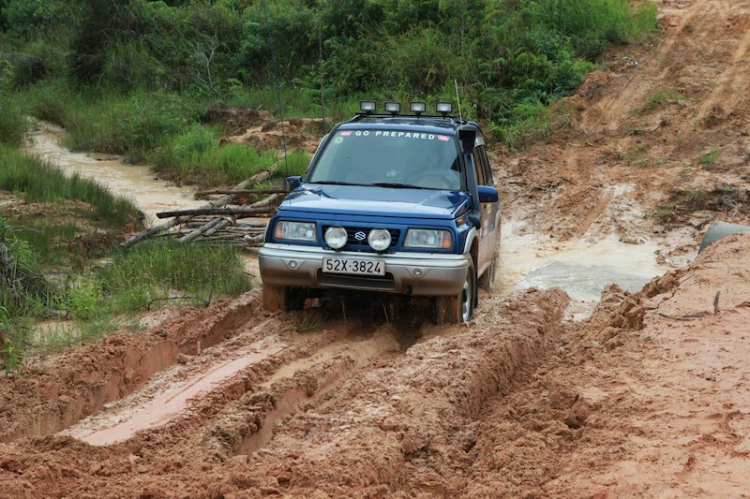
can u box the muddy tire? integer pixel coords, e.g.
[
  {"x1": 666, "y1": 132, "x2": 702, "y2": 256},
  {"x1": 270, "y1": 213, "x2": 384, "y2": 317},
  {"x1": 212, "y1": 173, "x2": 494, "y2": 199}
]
[
  {"x1": 435, "y1": 260, "x2": 476, "y2": 324},
  {"x1": 479, "y1": 223, "x2": 501, "y2": 293},
  {"x1": 478, "y1": 250, "x2": 499, "y2": 293},
  {"x1": 699, "y1": 221, "x2": 750, "y2": 253},
  {"x1": 262, "y1": 285, "x2": 305, "y2": 312}
]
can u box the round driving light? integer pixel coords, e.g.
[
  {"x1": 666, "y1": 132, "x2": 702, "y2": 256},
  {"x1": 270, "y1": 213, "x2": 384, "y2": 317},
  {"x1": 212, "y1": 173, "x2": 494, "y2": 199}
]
[
  {"x1": 368, "y1": 228, "x2": 391, "y2": 252},
  {"x1": 413, "y1": 268, "x2": 423, "y2": 277},
  {"x1": 325, "y1": 226, "x2": 347, "y2": 249},
  {"x1": 288, "y1": 260, "x2": 298, "y2": 269}
]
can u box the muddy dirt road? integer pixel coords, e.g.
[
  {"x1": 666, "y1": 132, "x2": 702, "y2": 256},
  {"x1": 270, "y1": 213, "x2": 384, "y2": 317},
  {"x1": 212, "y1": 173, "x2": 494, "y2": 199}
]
[{"x1": 4, "y1": 0, "x2": 750, "y2": 497}]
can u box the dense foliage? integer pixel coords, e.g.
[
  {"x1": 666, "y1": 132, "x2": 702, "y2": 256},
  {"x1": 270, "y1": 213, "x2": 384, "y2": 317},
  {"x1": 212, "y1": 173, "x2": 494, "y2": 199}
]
[{"x1": 1, "y1": 0, "x2": 657, "y2": 141}]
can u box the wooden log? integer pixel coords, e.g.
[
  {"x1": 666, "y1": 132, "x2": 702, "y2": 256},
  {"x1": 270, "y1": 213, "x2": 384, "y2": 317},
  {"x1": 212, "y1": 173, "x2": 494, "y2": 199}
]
[
  {"x1": 156, "y1": 206, "x2": 276, "y2": 219},
  {"x1": 121, "y1": 164, "x2": 277, "y2": 248},
  {"x1": 203, "y1": 218, "x2": 233, "y2": 237},
  {"x1": 179, "y1": 217, "x2": 226, "y2": 243},
  {"x1": 196, "y1": 188, "x2": 289, "y2": 196},
  {"x1": 207, "y1": 165, "x2": 278, "y2": 208},
  {"x1": 249, "y1": 193, "x2": 284, "y2": 208}
]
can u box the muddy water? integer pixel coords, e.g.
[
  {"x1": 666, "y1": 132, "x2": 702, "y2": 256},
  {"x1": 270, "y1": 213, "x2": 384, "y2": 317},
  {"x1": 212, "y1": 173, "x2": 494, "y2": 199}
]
[
  {"x1": 24, "y1": 121, "x2": 204, "y2": 223},
  {"x1": 497, "y1": 220, "x2": 669, "y2": 317}
]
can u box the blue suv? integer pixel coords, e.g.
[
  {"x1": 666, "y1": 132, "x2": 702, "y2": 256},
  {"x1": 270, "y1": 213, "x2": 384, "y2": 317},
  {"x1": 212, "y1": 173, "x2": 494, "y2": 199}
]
[{"x1": 259, "y1": 101, "x2": 500, "y2": 323}]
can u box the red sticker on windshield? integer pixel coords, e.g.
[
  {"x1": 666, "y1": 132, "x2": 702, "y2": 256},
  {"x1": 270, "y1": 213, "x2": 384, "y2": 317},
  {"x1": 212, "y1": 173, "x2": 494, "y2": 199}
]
[
  {"x1": 340, "y1": 131, "x2": 352, "y2": 137},
  {"x1": 438, "y1": 135, "x2": 450, "y2": 141}
]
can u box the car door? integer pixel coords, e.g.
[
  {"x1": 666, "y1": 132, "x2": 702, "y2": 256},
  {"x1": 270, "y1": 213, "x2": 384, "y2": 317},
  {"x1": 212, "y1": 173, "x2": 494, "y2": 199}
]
[{"x1": 473, "y1": 143, "x2": 500, "y2": 275}]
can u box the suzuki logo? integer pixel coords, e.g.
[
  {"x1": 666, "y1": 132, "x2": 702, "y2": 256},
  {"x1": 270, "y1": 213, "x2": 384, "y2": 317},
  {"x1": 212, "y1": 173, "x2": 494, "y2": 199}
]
[{"x1": 354, "y1": 231, "x2": 367, "y2": 241}]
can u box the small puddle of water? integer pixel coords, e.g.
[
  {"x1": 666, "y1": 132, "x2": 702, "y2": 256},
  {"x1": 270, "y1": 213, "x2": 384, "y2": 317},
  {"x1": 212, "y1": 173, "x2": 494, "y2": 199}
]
[
  {"x1": 498, "y1": 220, "x2": 670, "y2": 318},
  {"x1": 24, "y1": 121, "x2": 205, "y2": 224}
]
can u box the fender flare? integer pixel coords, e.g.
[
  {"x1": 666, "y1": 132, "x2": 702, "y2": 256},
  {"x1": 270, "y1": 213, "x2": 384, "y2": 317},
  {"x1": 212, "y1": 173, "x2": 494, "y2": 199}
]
[{"x1": 463, "y1": 227, "x2": 479, "y2": 260}]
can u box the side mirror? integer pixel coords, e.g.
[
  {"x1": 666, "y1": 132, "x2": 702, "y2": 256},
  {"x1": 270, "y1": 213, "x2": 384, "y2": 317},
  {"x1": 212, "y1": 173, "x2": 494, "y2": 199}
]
[
  {"x1": 478, "y1": 185, "x2": 498, "y2": 203},
  {"x1": 285, "y1": 176, "x2": 302, "y2": 192}
]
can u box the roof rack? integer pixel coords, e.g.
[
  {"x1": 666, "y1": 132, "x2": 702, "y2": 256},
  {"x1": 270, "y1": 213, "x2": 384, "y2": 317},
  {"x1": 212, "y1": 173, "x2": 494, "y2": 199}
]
[
  {"x1": 348, "y1": 113, "x2": 460, "y2": 123},
  {"x1": 351, "y1": 100, "x2": 458, "y2": 121}
]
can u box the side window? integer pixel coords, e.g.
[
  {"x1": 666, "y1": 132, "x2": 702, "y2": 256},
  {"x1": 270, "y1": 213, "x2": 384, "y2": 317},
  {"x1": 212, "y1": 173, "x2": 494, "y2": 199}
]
[{"x1": 472, "y1": 146, "x2": 492, "y2": 186}]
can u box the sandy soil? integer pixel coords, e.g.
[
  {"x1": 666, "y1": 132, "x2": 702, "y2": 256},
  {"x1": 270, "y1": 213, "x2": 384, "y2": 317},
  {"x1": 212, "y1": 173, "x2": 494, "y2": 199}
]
[{"x1": 3, "y1": 0, "x2": 750, "y2": 497}]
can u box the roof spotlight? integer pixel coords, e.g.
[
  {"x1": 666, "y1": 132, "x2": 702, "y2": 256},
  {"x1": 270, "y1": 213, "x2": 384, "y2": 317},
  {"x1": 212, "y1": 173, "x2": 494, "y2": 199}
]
[
  {"x1": 384, "y1": 101, "x2": 401, "y2": 116},
  {"x1": 410, "y1": 101, "x2": 427, "y2": 116},
  {"x1": 436, "y1": 102, "x2": 453, "y2": 117},
  {"x1": 360, "y1": 101, "x2": 377, "y2": 113}
]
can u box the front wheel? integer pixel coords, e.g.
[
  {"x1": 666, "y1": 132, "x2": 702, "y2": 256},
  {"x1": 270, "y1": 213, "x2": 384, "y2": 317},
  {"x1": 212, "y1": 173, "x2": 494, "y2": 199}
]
[
  {"x1": 262, "y1": 284, "x2": 305, "y2": 312},
  {"x1": 435, "y1": 260, "x2": 476, "y2": 324}
]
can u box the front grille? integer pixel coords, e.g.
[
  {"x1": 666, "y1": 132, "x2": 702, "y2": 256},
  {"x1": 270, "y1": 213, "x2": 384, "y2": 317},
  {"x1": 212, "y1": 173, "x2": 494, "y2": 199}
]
[
  {"x1": 317, "y1": 269, "x2": 396, "y2": 290},
  {"x1": 323, "y1": 225, "x2": 401, "y2": 250}
]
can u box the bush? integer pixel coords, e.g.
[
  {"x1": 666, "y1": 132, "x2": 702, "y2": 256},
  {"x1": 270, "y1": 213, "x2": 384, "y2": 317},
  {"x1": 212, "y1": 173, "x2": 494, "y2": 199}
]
[
  {"x1": 60, "y1": 89, "x2": 197, "y2": 162},
  {"x1": 153, "y1": 127, "x2": 281, "y2": 185},
  {"x1": 96, "y1": 239, "x2": 253, "y2": 311},
  {"x1": 2, "y1": 0, "x2": 82, "y2": 40},
  {"x1": 0, "y1": 83, "x2": 28, "y2": 147},
  {"x1": 5, "y1": 0, "x2": 658, "y2": 150},
  {"x1": 0, "y1": 214, "x2": 54, "y2": 318}
]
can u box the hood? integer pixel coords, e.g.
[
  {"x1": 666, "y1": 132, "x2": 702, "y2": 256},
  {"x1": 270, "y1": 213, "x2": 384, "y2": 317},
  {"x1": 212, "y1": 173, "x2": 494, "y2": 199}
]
[{"x1": 278, "y1": 184, "x2": 470, "y2": 220}]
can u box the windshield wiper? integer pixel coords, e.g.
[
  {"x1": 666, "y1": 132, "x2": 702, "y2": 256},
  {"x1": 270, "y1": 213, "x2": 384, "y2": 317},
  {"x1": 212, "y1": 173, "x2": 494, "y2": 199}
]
[
  {"x1": 371, "y1": 182, "x2": 424, "y2": 189},
  {"x1": 311, "y1": 180, "x2": 362, "y2": 186}
]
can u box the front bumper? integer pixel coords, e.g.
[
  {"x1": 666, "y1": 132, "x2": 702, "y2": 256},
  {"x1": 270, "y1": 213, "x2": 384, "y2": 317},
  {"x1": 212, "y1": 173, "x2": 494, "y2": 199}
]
[{"x1": 259, "y1": 243, "x2": 469, "y2": 296}]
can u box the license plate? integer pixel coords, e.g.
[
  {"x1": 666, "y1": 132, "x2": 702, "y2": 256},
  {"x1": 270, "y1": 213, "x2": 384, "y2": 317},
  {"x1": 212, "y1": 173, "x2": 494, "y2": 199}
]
[{"x1": 323, "y1": 257, "x2": 384, "y2": 276}]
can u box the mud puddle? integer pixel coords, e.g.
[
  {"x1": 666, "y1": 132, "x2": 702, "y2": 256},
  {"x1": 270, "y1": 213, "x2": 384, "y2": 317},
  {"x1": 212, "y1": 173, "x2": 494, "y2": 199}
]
[
  {"x1": 498, "y1": 220, "x2": 670, "y2": 317},
  {"x1": 65, "y1": 338, "x2": 287, "y2": 446},
  {"x1": 23, "y1": 121, "x2": 204, "y2": 223}
]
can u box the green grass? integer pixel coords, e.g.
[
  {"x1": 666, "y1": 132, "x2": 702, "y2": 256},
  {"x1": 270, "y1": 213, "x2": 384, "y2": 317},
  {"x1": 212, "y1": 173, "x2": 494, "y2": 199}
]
[
  {"x1": 698, "y1": 146, "x2": 719, "y2": 166},
  {"x1": 0, "y1": 146, "x2": 140, "y2": 229},
  {"x1": 152, "y1": 123, "x2": 310, "y2": 185},
  {"x1": 0, "y1": 93, "x2": 29, "y2": 148},
  {"x1": 1, "y1": 227, "x2": 254, "y2": 373},
  {"x1": 95, "y1": 239, "x2": 253, "y2": 313},
  {"x1": 641, "y1": 87, "x2": 688, "y2": 114}
]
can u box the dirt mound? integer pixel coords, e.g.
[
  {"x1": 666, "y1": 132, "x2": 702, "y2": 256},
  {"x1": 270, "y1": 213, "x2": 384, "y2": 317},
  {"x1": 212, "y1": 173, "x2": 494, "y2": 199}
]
[
  {"x1": 203, "y1": 103, "x2": 272, "y2": 134},
  {"x1": 497, "y1": 0, "x2": 750, "y2": 259},
  {"x1": 220, "y1": 116, "x2": 324, "y2": 154}
]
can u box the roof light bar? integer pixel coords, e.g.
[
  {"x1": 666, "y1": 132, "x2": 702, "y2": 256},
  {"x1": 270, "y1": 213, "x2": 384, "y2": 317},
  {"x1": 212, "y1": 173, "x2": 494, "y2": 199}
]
[
  {"x1": 384, "y1": 101, "x2": 401, "y2": 116},
  {"x1": 360, "y1": 101, "x2": 377, "y2": 113},
  {"x1": 436, "y1": 102, "x2": 453, "y2": 117},
  {"x1": 410, "y1": 101, "x2": 427, "y2": 116}
]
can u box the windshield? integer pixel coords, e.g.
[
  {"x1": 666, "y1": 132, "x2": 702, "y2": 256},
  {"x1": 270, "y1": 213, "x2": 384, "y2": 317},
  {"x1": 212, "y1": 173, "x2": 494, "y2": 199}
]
[{"x1": 307, "y1": 129, "x2": 462, "y2": 190}]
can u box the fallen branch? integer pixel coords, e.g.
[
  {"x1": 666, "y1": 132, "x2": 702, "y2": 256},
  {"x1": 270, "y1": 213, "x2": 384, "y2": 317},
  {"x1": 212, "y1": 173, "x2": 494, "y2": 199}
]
[
  {"x1": 657, "y1": 312, "x2": 706, "y2": 321},
  {"x1": 121, "y1": 164, "x2": 277, "y2": 248},
  {"x1": 196, "y1": 188, "x2": 289, "y2": 196},
  {"x1": 178, "y1": 217, "x2": 227, "y2": 243},
  {"x1": 156, "y1": 206, "x2": 276, "y2": 219},
  {"x1": 203, "y1": 218, "x2": 233, "y2": 237}
]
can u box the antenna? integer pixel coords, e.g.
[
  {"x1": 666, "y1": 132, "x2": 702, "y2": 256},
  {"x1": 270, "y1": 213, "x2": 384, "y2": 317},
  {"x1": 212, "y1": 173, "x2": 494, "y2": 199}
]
[
  {"x1": 454, "y1": 80, "x2": 462, "y2": 122},
  {"x1": 263, "y1": 0, "x2": 289, "y2": 177},
  {"x1": 318, "y1": 11, "x2": 326, "y2": 133}
]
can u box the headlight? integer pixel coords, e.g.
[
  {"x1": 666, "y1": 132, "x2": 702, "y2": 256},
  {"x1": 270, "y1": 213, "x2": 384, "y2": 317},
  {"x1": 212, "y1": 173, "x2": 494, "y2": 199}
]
[
  {"x1": 273, "y1": 221, "x2": 316, "y2": 242},
  {"x1": 324, "y1": 226, "x2": 348, "y2": 249},
  {"x1": 368, "y1": 228, "x2": 392, "y2": 251},
  {"x1": 404, "y1": 229, "x2": 452, "y2": 249}
]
